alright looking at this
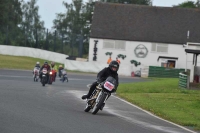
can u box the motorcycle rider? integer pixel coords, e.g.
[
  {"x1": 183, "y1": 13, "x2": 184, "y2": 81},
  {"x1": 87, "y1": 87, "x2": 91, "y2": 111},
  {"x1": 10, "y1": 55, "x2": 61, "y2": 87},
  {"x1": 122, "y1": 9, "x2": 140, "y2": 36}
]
[
  {"x1": 81, "y1": 60, "x2": 119, "y2": 100},
  {"x1": 58, "y1": 65, "x2": 64, "y2": 78},
  {"x1": 35, "y1": 62, "x2": 40, "y2": 68},
  {"x1": 50, "y1": 61, "x2": 58, "y2": 81},
  {"x1": 39, "y1": 61, "x2": 51, "y2": 82},
  {"x1": 32, "y1": 62, "x2": 40, "y2": 74}
]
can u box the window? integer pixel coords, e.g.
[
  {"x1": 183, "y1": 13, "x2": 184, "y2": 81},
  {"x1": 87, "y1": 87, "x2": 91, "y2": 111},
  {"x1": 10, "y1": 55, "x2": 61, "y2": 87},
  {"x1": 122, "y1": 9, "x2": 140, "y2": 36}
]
[
  {"x1": 168, "y1": 60, "x2": 176, "y2": 68},
  {"x1": 161, "y1": 60, "x2": 176, "y2": 68},
  {"x1": 103, "y1": 40, "x2": 114, "y2": 49},
  {"x1": 151, "y1": 43, "x2": 168, "y2": 53},
  {"x1": 103, "y1": 40, "x2": 126, "y2": 50},
  {"x1": 115, "y1": 40, "x2": 126, "y2": 50}
]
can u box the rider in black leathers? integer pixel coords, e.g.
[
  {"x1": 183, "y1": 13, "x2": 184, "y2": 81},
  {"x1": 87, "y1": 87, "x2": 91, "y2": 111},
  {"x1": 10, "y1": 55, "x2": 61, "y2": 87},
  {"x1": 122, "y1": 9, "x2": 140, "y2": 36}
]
[{"x1": 82, "y1": 60, "x2": 119, "y2": 100}]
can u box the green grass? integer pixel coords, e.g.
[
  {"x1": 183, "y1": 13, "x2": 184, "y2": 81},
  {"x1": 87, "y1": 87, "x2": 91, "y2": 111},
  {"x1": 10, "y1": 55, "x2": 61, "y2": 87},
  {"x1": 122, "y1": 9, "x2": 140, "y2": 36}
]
[
  {"x1": 0, "y1": 54, "x2": 97, "y2": 74},
  {"x1": 0, "y1": 54, "x2": 63, "y2": 70},
  {"x1": 117, "y1": 78, "x2": 200, "y2": 131}
]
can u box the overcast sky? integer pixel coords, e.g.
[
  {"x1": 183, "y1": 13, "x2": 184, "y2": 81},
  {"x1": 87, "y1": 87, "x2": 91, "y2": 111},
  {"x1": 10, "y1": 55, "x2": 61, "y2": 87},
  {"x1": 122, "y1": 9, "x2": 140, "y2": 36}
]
[{"x1": 24, "y1": 0, "x2": 196, "y2": 29}]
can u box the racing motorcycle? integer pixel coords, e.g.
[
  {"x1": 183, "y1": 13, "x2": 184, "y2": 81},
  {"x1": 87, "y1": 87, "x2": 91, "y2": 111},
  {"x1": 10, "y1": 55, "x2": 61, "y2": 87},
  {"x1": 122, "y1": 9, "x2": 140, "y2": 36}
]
[
  {"x1": 60, "y1": 69, "x2": 68, "y2": 82},
  {"x1": 48, "y1": 69, "x2": 56, "y2": 84},
  {"x1": 41, "y1": 68, "x2": 48, "y2": 86},
  {"x1": 33, "y1": 67, "x2": 40, "y2": 82},
  {"x1": 84, "y1": 76, "x2": 117, "y2": 115}
]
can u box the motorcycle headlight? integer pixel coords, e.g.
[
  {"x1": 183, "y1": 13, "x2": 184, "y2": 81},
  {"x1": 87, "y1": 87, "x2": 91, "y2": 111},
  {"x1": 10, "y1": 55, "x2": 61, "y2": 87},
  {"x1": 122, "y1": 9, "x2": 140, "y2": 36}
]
[{"x1": 50, "y1": 72, "x2": 52, "y2": 75}]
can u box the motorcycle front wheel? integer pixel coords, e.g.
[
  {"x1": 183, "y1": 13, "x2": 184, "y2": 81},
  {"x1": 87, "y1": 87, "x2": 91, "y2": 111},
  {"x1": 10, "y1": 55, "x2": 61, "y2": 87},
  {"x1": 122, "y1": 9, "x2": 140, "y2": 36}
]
[
  {"x1": 42, "y1": 78, "x2": 46, "y2": 86},
  {"x1": 84, "y1": 103, "x2": 91, "y2": 112},
  {"x1": 49, "y1": 76, "x2": 52, "y2": 84},
  {"x1": 33, "y1": 75, "x2": 36, "y2": 82},
  {"x1": 92, "y1": 93, "x2": 107, "y2": 115}
]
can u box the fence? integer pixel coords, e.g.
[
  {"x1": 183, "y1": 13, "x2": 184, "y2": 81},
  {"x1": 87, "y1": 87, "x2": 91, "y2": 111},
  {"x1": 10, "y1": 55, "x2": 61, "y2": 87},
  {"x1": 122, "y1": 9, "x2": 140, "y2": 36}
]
[{"x1": 148, "y1": 66, "x2": 185, "y2": 78}]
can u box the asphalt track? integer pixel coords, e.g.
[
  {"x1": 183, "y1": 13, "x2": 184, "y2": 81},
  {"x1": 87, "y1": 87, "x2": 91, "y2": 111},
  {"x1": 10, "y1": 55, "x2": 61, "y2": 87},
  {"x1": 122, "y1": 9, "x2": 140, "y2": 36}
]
[{"x1": 0, "y1": 69, "x2": 198, "y2": 133}]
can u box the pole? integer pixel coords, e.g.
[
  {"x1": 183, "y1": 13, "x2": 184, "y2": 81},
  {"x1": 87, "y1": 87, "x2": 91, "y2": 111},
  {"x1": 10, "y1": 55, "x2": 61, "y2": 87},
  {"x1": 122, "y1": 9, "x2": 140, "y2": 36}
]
[
  {"x1": 78, "y1": 35, "x2": 83, "y2": 57},
  {"x1": 24, "y1": 26, "x2": 27, "y2": 47},
  {"x1": 54, "y1": 30, "x2": 57, "y2": 52},
  {"x1": 6, "y1": 25, "x2": 8, "y2": 45},
  {"x1": 71, "y1": 33, "x2": 74, "y2": 56},
  {"x1": 35, "y1": 28, "x2": 38, "y2": 48},
  {"x1": 62, "y1": 32, "x2": 64, "y2": 53},
  {"x1": 45, "y1": 29, "x2": 48, "y2": 50}
]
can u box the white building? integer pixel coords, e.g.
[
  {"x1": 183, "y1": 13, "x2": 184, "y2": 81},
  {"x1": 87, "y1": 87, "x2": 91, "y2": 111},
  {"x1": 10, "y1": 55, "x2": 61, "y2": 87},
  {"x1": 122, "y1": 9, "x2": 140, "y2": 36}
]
[{"x1": 88, "y1": 2, "x2": 200, "y2": 77}]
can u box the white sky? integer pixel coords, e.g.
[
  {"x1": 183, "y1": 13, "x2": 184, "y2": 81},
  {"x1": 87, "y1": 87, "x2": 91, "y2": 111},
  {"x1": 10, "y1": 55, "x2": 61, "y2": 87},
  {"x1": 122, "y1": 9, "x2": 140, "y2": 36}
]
[{"x1": 24, "y1": 0, "x2": 196, "y2": 29}]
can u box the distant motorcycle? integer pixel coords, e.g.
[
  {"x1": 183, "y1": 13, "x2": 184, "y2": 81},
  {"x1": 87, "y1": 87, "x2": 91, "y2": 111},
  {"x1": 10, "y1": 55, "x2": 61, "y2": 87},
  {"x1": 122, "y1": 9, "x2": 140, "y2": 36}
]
[
  {"x1": 84, "y1": 76, "x2": 117, "y2": 115},
  {"x1": 33, "y1": 67, "x2": 40, "y2": 82},
  {"x1": 60, "y1": 69, "x2": 68, "y2": 82},
  {"x1": 48, "y1": 69, "x2": 56, "y2": 84},
  {"x1": 41, "y1": 68, "x2": 48, "y2": 86}
]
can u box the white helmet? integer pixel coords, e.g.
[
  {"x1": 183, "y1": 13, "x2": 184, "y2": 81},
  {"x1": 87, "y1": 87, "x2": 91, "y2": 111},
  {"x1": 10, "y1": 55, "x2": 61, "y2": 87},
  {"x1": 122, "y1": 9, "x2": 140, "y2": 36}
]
[{"x1": 36, "y1": 62, "x2": 40, "y2": 65}]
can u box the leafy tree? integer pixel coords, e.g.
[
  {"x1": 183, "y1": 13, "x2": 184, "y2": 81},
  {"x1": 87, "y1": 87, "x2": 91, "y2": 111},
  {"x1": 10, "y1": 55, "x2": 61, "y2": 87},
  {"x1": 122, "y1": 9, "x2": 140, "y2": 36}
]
[
  {"x1": 21, "y1": 0, "x2": 45, "y2": 48},
  {"x1": 174, "y1": 1, "x2": 196, "y2": 8},
  {"x1": 173, "y1": 0, "x2": 200, "y2": 8},
  {"x1": 53, "y1": 0, "x2": 88, "y2": 56},
  {"x1": 0, "y1": 0, "x2": 23, "y2": 45}
]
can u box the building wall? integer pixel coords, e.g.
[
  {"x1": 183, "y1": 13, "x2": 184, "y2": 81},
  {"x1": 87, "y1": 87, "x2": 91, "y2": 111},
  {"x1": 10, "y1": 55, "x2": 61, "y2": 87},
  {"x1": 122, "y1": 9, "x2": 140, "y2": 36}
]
[{"x1": 89, "y1": 38, "x2": 200, "y2": 72}]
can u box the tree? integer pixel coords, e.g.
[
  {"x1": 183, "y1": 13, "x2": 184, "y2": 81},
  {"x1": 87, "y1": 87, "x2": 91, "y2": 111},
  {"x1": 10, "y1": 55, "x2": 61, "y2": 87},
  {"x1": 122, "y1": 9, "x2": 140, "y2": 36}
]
[
  {"x1": 0, "y1": 0, "x2": 23, "y2": 45},
  {"x1": 21, "y1": 0, "x2": 45, "y2": 47},
  {"x1": 53, "y1": 0, "x2": 88, "y2": 56},
  {"x1": 173, "y1": 0, "x2": 199, "y2": 8}
]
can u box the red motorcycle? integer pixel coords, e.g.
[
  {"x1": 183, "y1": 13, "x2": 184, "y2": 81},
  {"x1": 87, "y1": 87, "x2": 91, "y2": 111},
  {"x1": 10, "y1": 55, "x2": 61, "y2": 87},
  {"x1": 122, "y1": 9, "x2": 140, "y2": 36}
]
[{"x1": 48, "y1": 69, "x2": 57, "y2": 84}]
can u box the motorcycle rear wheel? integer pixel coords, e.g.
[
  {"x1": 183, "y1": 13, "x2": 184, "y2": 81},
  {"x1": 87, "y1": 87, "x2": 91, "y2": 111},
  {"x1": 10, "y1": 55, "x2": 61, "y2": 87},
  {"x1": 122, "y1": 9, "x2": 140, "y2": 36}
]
[{"x1": 92, "y1": 93, "x2": 107, "y2": 115}]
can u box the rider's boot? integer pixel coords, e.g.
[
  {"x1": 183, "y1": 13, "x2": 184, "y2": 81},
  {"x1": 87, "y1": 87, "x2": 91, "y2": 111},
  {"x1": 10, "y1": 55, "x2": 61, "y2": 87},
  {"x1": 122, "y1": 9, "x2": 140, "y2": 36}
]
[{"x1": 82, "y1": 94, "x2": 89, "y2": 100}]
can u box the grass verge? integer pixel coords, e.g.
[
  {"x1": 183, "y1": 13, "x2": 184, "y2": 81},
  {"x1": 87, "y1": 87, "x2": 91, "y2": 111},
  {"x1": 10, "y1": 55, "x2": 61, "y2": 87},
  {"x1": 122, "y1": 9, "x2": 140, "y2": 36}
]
[
  {"x1": 0, "y1": 54, "x2": 64, "y2": 70},
  {"x1": 0, "y1": 54, "x2": 97, "y2": 74},
  {"x1": 117, "y1": 78, "x2": 200, "y2": 131}
]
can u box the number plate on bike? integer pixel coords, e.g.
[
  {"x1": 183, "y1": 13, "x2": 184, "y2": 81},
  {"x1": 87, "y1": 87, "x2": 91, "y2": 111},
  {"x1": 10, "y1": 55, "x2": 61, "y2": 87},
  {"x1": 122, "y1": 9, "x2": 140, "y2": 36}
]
[
  {"x1": 42, "y1": 68, "x2": 47, "y2": 74},
  {"x1": 104, "y1": 81, "x2": 114, "y2": 91}
]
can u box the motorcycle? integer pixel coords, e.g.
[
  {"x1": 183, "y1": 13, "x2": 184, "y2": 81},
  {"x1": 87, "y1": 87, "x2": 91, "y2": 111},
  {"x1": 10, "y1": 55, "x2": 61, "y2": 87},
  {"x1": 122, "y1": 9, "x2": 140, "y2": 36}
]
[
  {"x1": 41, "y1": 68, "x2": 48, "y2": 86},
  {"x1": 33, "y1": 67, "x2": 40, "y2": 82},
  {"x1": 60, "y1": 70, "x2": 68, "y2": 82},
  {"x1": 84, "y1": 76, "x2": 117, "y2": 115},
  {"x1": 48, "y1": 69, "x2": 56, "y2": 84}
]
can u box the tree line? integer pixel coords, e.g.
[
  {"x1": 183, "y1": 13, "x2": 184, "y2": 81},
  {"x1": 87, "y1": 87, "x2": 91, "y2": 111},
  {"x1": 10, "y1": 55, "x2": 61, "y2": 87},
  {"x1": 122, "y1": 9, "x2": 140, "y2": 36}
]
[{"x1": 0, "y1": 0, "x2": 199, "y2": 58}]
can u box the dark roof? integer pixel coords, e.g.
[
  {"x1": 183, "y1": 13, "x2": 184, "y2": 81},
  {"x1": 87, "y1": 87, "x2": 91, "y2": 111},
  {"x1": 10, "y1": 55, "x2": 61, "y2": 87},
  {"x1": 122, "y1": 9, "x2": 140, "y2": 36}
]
[
  {"x1": 90, "y1": 2, "x2": 200, "y2": 44},
  {"x1": 185, "y1": 49, "x2": 200, "y2": 54},
  {"x1": 157, "y1": 56, "x2": 178, "y2": 61}
]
